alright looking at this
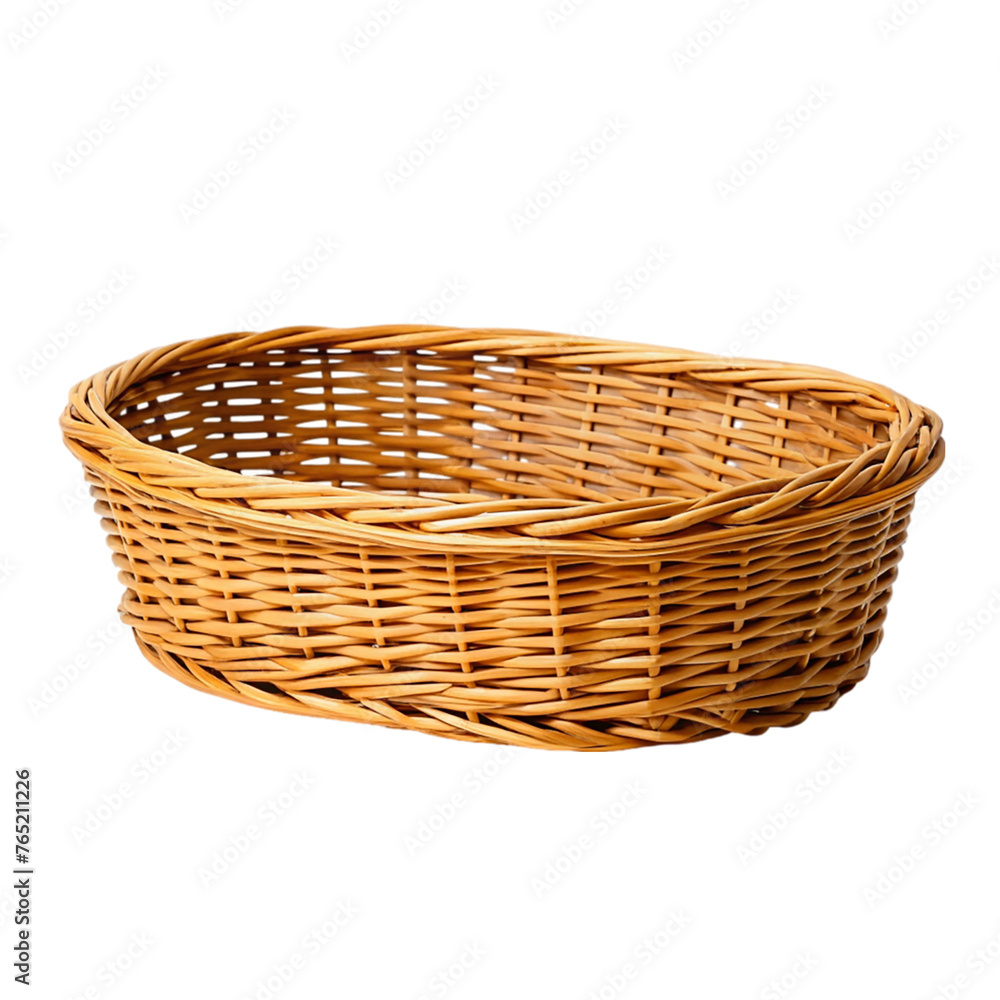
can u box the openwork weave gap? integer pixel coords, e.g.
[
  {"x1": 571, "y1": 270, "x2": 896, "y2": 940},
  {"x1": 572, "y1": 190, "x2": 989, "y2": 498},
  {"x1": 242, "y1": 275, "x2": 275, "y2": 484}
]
[{"x1": 62, "y1": 325, "x2": 944, "y2": 749}]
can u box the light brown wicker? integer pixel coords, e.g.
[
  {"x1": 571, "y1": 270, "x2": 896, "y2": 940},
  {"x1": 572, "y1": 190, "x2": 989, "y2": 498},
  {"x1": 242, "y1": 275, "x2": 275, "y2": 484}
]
[{"x1": 61, "y1": 325, "x2": 944, "y2": 750}]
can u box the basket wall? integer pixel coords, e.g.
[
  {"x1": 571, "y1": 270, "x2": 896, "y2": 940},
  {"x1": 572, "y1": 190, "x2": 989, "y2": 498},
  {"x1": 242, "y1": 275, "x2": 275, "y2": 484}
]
[{"x1": 86, "y1": 468, "x2": 913, "y2": 750}]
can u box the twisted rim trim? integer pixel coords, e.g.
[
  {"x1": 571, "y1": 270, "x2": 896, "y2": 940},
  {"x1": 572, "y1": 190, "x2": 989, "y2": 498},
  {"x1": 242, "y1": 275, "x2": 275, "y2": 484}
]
[{"x1": 60, "y1": 325, "x2": 944, "y2": 555}]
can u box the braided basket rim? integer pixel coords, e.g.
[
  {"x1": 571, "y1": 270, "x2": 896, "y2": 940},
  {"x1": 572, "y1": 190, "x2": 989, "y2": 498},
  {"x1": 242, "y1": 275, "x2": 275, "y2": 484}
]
[{"x1": 60, "y1": 324, "x2": 944, "y2": 557}]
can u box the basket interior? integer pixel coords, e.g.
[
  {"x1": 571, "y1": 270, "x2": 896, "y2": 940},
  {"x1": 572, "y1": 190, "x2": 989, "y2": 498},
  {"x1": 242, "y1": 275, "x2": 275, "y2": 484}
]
[{"x1": 112, "y1": 345, "x2": 894, "y2": 504}]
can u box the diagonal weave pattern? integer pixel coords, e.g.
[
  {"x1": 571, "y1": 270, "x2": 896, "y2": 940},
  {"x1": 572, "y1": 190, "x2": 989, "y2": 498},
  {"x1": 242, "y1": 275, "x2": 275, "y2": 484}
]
[{"x1": 61, "y1": 325, "x2": 944, "y2": 750}]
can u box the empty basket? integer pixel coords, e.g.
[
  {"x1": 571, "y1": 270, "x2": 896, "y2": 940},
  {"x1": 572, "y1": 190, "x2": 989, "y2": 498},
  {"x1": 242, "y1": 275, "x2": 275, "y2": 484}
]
[{"x1": 61, "y1": 325, "x2": 944, "y2": 750}]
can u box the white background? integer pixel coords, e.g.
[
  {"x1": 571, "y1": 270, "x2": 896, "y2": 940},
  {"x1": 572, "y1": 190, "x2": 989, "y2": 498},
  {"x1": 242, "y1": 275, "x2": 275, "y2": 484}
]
[{"x1": 3, "y1": 0, "x2": 999, "y2": 997}]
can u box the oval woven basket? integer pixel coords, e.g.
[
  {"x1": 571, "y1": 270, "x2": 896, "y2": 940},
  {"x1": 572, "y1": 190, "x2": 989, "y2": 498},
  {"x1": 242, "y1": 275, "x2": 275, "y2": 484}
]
[{"x1": 61, "y1": 325, "x2": 944, "y2": 750}]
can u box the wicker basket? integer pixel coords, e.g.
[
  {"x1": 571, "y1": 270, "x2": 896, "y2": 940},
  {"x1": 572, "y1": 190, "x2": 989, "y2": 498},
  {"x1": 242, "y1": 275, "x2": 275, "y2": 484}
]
[{"x1": 61, "y1": 325, "x2": 944, "y2": 750}]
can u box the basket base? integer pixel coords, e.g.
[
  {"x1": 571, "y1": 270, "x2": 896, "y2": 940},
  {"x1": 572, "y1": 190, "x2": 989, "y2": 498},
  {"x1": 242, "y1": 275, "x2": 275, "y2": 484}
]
[{"x1": 130, "y1": 629, "x2": 871, "y2": 752}]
